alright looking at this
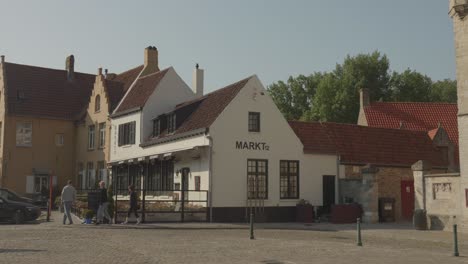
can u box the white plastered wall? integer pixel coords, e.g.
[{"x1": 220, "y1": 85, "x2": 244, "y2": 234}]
[{"x1": 209, "y1": 76, "x2": 337, "y2": 208}]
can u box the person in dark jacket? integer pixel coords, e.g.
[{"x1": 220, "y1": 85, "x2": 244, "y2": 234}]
[
  {"x1": 122, "y1": 184, "x2": 140, "y2": 225},
  {"x1": 96, "y1": 181, "x2": 112, "y2": 224}
]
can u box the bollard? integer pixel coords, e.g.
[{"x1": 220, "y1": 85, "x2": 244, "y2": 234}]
[
  {"x1": 357, "y1": 218, "x2": 363, "y2": 246},
  {"x1": 454, "y1": 224, "x2": 459, "y2": 257},
  {"x1": 250, "y1": 212, "x2": 255, "y2": 240}
]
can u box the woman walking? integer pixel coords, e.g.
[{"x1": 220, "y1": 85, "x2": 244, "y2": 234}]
[{"x1": 122, "y1": 184, "x2": 141, "y2": 225}]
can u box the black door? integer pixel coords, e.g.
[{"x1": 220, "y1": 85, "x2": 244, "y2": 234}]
[{"x1": 322, "y1": 175, "x2": 336, "y2": 215}]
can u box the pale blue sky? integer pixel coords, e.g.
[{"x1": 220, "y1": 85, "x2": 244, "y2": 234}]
[{"x1": 0, "y1": 0, "x2": 455, "y2": 93}]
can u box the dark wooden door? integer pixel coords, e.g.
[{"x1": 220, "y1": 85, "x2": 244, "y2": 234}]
[
  {"x1": 401, "y1": 180, "x2": 414, "y2": 220},
  {"x1": 322, "y1": 175, "x2": 336, "y2": 214}
]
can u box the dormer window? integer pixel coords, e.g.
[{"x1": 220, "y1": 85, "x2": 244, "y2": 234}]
[
  {"x1": 167, "y1": 113, "x2": 176, "y2": 134},
  {"x1": 153, "y1": 118, "x2": 161, "y2": 138},
  {"x1": 95, "y1": 95, "x2": 101, "y2": 112}
]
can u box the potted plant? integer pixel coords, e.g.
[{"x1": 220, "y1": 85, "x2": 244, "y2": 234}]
[
  {"x1": 296, "y1": 199, "x2": 314, "y2": 223},
  {"x1": 82, "y1": 209, "x2": 95, "y2": 224}
]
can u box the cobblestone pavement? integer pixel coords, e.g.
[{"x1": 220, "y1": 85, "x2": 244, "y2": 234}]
[{"x1": 0, "y1": 212, "x2": 467, "y2": 264}]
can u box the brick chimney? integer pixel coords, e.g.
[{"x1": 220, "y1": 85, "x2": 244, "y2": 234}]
[
  {"x1": 141, "y1": 46, "x2": 159, "y2": 77},
  {"x1": 192, "y1": 63, "x2": 204, "y2": 97},
  {"x1": 65, "y1": 55, "x2": 75, "y2": 81},
  {"x1": 1, "y1": 55, "x2": 4, "y2": 64}
]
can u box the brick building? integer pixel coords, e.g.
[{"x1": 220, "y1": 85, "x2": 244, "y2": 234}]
[{"x1": 289, "y1": 121, "x2": 451, "y2": 222}]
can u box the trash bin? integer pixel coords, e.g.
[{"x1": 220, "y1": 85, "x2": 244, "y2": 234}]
[
  {"x1": 379, "y1": 198, "x2": 395, "y2": 222},
  {"x1": 413, "y1": 209, "x2": 427, "y2": 230}
]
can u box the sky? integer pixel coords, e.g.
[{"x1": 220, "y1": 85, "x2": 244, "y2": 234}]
[{"x1": 0, "y1": 0, "x2": 456, "y2": 94}]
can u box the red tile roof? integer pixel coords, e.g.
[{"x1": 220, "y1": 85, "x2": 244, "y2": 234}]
[
  {"x1": 289, "y1": 121, "x2": 448, "y2": 167},
  {"x1": 363, "y1": 102, "x2": 458, "y2": 144},
  {"x1": 142, "y1": 76, "x2": 252, "y2": 146},
  {"x1": 114, "y1": 68, "x2": 169, "y2": 114},
  {"x1": 112, "y1": 65, "x2": 143, "y2": 92},
  {"x1": 3, "y1": 62, "x2": 96, "y2": 120},
  {"x1": 104, "y1": 80, "x2": 125, "y2": 112}
]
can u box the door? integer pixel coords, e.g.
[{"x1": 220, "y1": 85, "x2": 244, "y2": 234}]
[
  {"x1": 181, "y1": 168, "x2": 189, "y2": 201},
  {"x1": 401, "y1": 180, "x2": 414, "y2": 220},
  {"x1": 322, "y1": 175, "x2": 336, "y2": 215}
]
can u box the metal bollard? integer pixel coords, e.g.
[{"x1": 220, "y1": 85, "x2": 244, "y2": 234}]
[
  {"x1": 357, "y1": 218, "x2": 363, "y2": 246},
  {"x1": 250, "y1": 212, "x2": 255, "y2": 240},
  {"x1": 454, "y1": 224, "x2": 459, "y2": 257}
]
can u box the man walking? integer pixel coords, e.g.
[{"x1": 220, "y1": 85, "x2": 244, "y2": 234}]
[
  {"x1": 96, "y1": 181, "x2": 112, "y2": 224},
  {"x1": 61, "y1": 180, "x2": 76, "y2": 225}
]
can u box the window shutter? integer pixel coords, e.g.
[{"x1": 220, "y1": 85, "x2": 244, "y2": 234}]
[
  {"x1": 26, "y1": 176, "x2": 34, "y2": 194},
  {"x1": 118, "y1": 125, "x2": 123, "y2": 146},
  {"x1": 130, "y1": 122, "x2": 136, "y2": 144}
]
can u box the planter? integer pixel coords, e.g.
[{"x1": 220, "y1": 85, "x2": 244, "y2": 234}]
[{"x1": 296, "y1": 204, "x2": 314, "y2": 223}]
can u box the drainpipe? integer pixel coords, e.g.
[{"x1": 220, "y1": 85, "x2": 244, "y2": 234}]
[
  {"x1": 336, "y1": 154, "x2": 341, "y2": 204},
  {"x1": 207, "y1": 135, "x2": 213, "y2": 222}
]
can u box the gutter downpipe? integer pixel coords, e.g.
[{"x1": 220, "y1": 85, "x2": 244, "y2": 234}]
[
  {"x1": 336, "y1": 154, "x2": 341, "y2": 204},
  {"x1": 207, "y1": 135, "x2": 213, "y2": 223}
]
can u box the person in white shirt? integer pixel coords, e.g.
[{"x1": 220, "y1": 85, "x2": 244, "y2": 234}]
[{"x1": 61, "y1": 180, "x2": 76, "y2": 225}]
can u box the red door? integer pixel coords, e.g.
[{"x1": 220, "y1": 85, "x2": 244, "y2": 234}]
[{"x1": 401, "y1": 181, "x2": 414, "y2": 220}]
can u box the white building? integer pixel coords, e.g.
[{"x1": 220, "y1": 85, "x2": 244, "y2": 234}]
[{"x1": 109, "y1": 59, "x2": 337, "y2": 222}]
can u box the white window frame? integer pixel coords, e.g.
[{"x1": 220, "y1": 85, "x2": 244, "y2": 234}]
[
  {"x1": 56, "y1": 133, "x2": 64, "y2": 146},
  {"x1": 98, "y1": 123, "x2": 106, "y2": 148},
  {"x1": 16, "y1": 122, "x2": 32, "y2": 147}
]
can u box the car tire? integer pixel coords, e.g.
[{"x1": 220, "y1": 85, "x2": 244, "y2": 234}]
[{"x1": 13, "y1": 210, "x2": 24, "y2": 224}]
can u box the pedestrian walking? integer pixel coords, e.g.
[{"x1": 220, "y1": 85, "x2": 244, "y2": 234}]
[
  {"x1": 122, "y1": 184, "x2": 141, "y2": 225},
  {"x1": 96, "y1": 181, "x2": 112, "y2": 224},
  {"x1": 61, "y1": 180, "x2": 76, "y2": 225}
]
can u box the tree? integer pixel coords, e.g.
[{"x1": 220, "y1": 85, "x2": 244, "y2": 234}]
[
  {"x1": 389, "y1": 69, "x2": 432, "y2": 102},
  {"x1": 312, "y1": 51, "x2": 391, "y2": 123},
  {"x1": 268, "y1": 72, "x2": 323, "y2": 121},
  {"x1": 430, "y1": 79, "x2": 457, "y2": 103}
]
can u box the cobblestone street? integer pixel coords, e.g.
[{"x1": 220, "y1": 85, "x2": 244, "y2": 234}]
[{"x1": 0, "y1": 212, "x2": 467, "y2": 264}]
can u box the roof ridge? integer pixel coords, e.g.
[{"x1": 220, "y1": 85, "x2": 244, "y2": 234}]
[
  {"x1": 117, "y1": 64, "x2": 144, "y2": 76},
  {"x1": 4, "y1": 62, "x2": 95, "y2": 77},
  {"x1": 137, "y1": 67, "x2": 170, "y2": 80}
]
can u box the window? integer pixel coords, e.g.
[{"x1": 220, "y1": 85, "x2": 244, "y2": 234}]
[
  {"x1": 86, "y1": 162, "x2": 95, "y2": 189},
  {"x1": 280, "y1": 160, "x2": 299, "y2": 199},
  {"x1": 34, "y1": 175, "x2": 49, "y2": 194},
  {"x1": 97, "y1": 161, "x2": 105, "y2": 183},
  {"x1": 167, "y1": 113, "x2": 176, "y2": 134},
  {"x1": 88, "y1": 125, "x2": 95, "y2": 149},
  {"x1": 98, "y1": 123, "x2": 106, "y2": 148},
  {"x1": 194, "y1": 176, "x2": 201, "y2": 191},
  {"x1": 118, "y1": 121, "x2": 136, "y2": 146},
  {"x1": 56, "y1": 134, "x2": 64, "y2": 146},
  {"x1": 95, "y1": 95, "x2": 101, "y2": 112},
  {"x1": 247, "y1": 159, "x2": 268, "y2": 199},
  {"x1": 16, "y1": 122, "x2": 32, "y2": 147},
  {"x1": 248, "y1": 112, "x2": 260, "y2": 132},
  {"x1": 153, "y1": 119, "x2": 161, "y2": 137},
  {"x1": 147, "y1": 159, "x2": 174, "y2": 193},
  {"x1": 77, "y1": 163, "x2": 84, "y2": 189}
]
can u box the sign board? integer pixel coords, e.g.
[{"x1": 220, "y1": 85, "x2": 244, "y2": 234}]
[{"x1": 235, "y1": 141, "x2": 270, "y2": 151}]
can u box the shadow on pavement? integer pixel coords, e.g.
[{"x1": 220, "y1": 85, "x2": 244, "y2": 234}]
[{"x1": 0, "y1": 249, "x2": 47, "y2": 253}]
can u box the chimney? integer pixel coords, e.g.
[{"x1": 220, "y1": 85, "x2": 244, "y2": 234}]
[
  {"x1": 1, "y1": 55, "x2": 4, "y2": 64},
  {"x1": 140, "y1": 46, "x2": 160, "y2": 77},
  {"x1": 98, "y1": 67, "x2": 103, "y2": 76},
  {"x1": 192, "y1": 63, "x2": 204, "y2": 97},
  {"x1": 104, "y1": 69, "x2": 108, "y2": 78},
  {"x1": 144, "y1": 46, "x2": 159, "y2": 69},
  {"x1": 359, "y1": 88, "x2": 370, "y2": 108},
  {"x1": 65, "y1": 55, "x2": 75, "y2": 81}
]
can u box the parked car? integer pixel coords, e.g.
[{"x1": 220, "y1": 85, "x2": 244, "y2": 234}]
[
  {"x1": 0, "y1": 188, "x2": 34, "y2": 203},
  {"x1": 0, "y1": 188, "x2": 47, "y2": 207},
  {"x1": 0, "y1": 197, "x2": 41, "y2": 224}
]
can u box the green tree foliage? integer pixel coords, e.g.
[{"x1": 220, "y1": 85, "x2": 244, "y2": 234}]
[
  {"x1": 389, "y1": 69, "x2": 432, "y2": 102},
  {"x1": 268, "y1": 51, "x2": 457, "y2": 123},
  {"x1": 312, "y1": 51, "x2": 390, "y2": 123},
  {"x1": 430, "y1": 79, "x2": 457, "y2": 103}
]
